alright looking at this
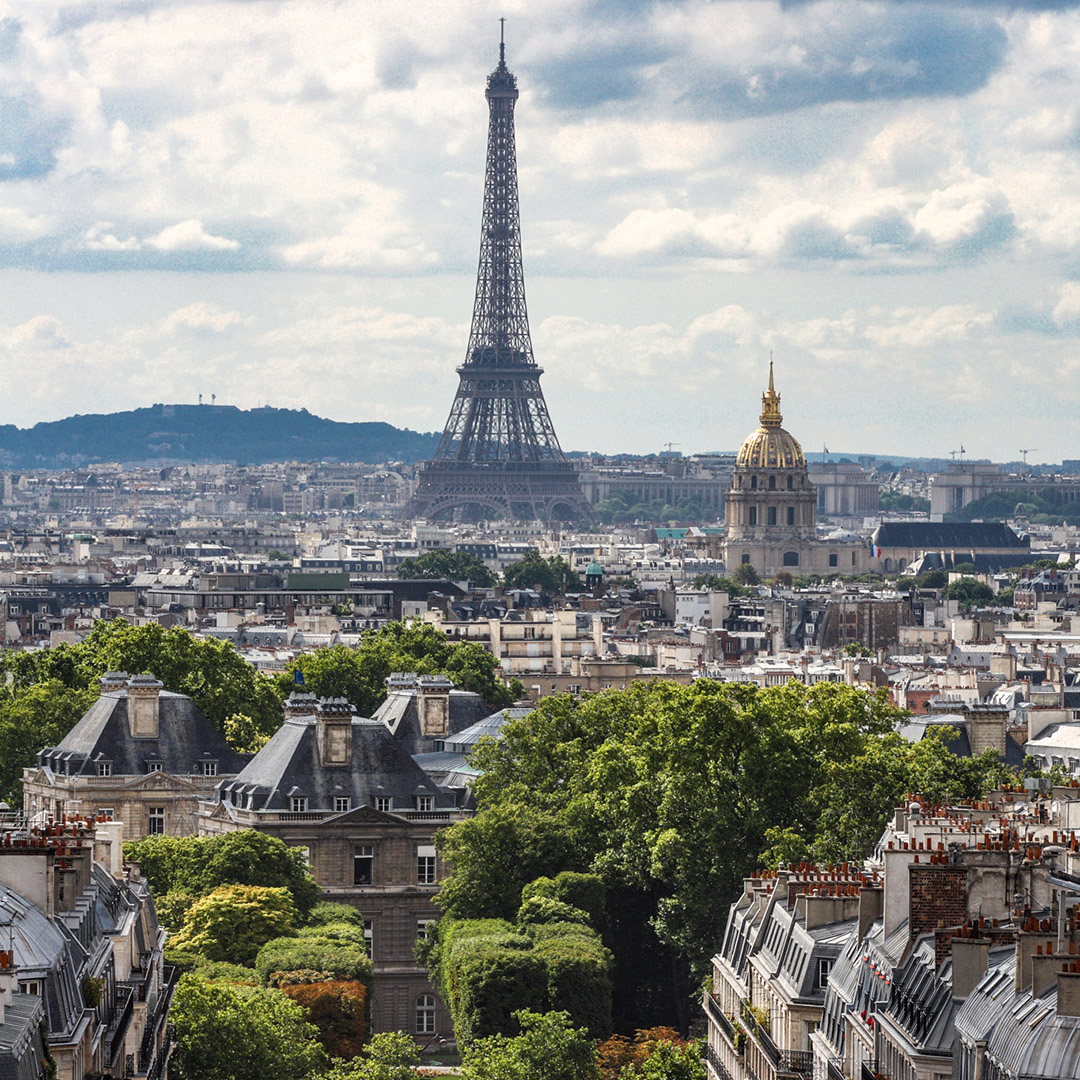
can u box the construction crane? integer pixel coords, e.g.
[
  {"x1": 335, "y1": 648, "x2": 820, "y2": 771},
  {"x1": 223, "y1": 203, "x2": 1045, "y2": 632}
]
[
  {"x1": 1020, "y1": 448, "x2": 1038, "y2": 464},
  {"x1": 663, "y1": 442, "x2": 681, "y2": 453}
]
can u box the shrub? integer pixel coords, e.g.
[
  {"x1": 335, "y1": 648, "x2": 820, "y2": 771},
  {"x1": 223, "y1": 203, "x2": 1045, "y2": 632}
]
[
  {"x1": 256, "y1": 936, "x2": 373, "y2": 988},
  {"x1": 280, "y1": 979, "x2": 369, "y2": 1058},
  {"x1": 166, "y1": 885, "x2": 297, "y2": 967},
  {"x1": 306, "y1": 902, "x2": 364, "y2": 927},
  {"x1": 516, "y1": 896, "x2": 591, "y2": 928},
  {"x1": 521, "y1": 872, "x2": 605, "y2": 928},
  {"x1": 532, "y1": 933, "x2": 613, "y2": 1039},
  {"x1": 296, "y1": 922, "x2": 368, "y2": 949}
]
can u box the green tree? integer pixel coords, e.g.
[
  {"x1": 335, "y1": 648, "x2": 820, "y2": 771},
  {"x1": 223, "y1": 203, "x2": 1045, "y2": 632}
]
[
  {"x1": 689, "y1": 574, "x2": 743, "y2": 595},
  {"x1": 944, "y1": 577, "x2": 995, "y2": 607},
  {"x1": 397, "y1": 550, "x2": 497, "y2": 587},
  {"x1": 167, "y1": 884, "x2": 298, "y2": 966},
  {"x1": 730, "y1": 563, "x2": 760, "y2": 586},
  {"x1": 503, "y1": 553, "x2": 582, "y2": 594},
  {"x1": 323, "y1": 1031, "x2": 421, "y2": 1080},
  {"x1": 0, "y1": 680, "x2": 96, "y2": 804},
  {"x1": 124, "y1": 831, "x2": 319, "y2": 917},
  {"x1": 276, "y1": 624, "x2": 519, "y2": 713},
  {"x1": 461, "y1": 1009, "x2": 600, "y2": 1080},
  {"x1": 170, "y1": 975, "x2": 326, "y2": 1080}
]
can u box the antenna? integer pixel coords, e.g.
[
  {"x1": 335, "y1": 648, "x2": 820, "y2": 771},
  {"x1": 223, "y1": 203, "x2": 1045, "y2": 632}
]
[{"x1": 499, "y1": 17, "x2": 505, "y2": 61}]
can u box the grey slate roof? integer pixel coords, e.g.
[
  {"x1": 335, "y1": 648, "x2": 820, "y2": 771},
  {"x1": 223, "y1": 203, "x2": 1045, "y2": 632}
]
[
  {"x1": 39, "y1": 688, "x2": 247, "y2": 777},
  {"x1": 220, "y1": 711, "x2": 460, "y2": 813},
  {"x1": 873, "y1": 522, "x2": 1027, "y2": 550},
  {"x1": 0, "y1": 993, "x2": 46, "y2": 1080},
  {"x1": 373, "y1": 681, "x2": 489, "y2": 759}
]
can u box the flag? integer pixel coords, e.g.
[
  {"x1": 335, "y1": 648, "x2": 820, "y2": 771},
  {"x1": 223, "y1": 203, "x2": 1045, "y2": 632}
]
[
  {"x1": 870, "y1": 540, "x2": 881, "y2": 558},
  {"x1": 294, "y1": 668, "x2": 305, "y2": 686},
  {"x1": 823, "y1": 444, "x2": 830, "y2": 454}
]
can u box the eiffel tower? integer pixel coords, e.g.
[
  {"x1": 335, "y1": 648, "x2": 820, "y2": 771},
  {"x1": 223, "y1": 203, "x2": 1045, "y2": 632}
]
[{"x1": 403, "y1": 32, "x2": 592, "y2": 523}]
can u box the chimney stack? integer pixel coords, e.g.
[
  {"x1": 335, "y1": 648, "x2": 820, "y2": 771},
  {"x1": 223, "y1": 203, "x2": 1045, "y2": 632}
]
[
  {"x1": 316, "y1": 698, "x2": 355, "y2": 767},
  {"x1": 126, "y1": 674, "x2": 164, "y2": 738}
]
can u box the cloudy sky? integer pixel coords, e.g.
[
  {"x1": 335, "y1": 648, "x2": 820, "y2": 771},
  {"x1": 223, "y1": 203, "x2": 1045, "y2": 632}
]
[{"x1": 0, "y1": 0, "x2": 1078, "y2": 462}]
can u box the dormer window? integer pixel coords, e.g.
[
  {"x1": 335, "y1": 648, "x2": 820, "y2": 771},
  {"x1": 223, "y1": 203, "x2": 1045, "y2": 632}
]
[
  {"x1": 97, "y1": 762, "x2": 112, "y2": 777},
  {"x1": 147, "y1": 761, "x2": 163, "y2": 774},
  {"x1": 817, "y1": 958, "x2": 833, "y2": 988},
  {"x1": 291, "y1": 796, "x2": 308, "y2": 813},
  {"x1": 416, "y1": 795, "x2": 435, "y2": 812},
  {"x1": 374, "y1": 797, "x2": 391, "y2": 813},
  {"x1": 200, "y1": 761, "x2": 218, "y2": 777},
  {"x1": 334, "y1": 797, "x2": 351, "y2": 813}
]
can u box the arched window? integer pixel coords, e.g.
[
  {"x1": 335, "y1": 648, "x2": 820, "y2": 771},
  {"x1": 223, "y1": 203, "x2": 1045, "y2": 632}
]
[
  {"x1": 787, "y1": 476, "x2": 793, "y2": 490},
  {"x1": 769, "y1": 475, "x2": 776, "y2": 490},
  {"x1": 884, "y1": 558, "x2": 894, "y2": 572},
  {"x1": 767, "y1": 506, "x2": 777, "y2": 526},
  {"x1": 741, "y1": 553, "x2": 751, "y2": 564},
  {"x1": 751, "y1": 476, "x2": 758, "y2": 490},
  {"x1": 783, "y1": 551, "x2": 799, "y2": 567},
  {"x1": 416, "y1": 993, "x2": 437, "y2": 1034}
]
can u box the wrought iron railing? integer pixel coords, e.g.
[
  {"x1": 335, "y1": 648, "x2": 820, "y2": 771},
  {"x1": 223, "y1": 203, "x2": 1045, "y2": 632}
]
[
  {"x1": 860, "y1": 1061, "x2": 884, "y2": 1080},
  {"x1": 704, "y1": 992, "x2": 737, "y2": 1043},
  {"x1": 778, "y1": 1049, "x2": 814, "y2": 1076},
  {"x1": 705, "y1": 1042, "x2": 736, "y2": 1080},
  {"x1": 827, "y1": 1057, "x2": 847, "y2": 1080},
  {"x1": 107, "y1": 986, "x2": 135, "y2": 1067},
  {"x1": 740, "y1": 1000, "x2": 781, "y2": 1066}
]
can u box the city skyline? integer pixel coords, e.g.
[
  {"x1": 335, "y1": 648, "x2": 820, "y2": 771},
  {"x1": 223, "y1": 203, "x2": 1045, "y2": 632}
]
[{"x1": 0, "y1": 1, "x2": 1078, "y2": 462}]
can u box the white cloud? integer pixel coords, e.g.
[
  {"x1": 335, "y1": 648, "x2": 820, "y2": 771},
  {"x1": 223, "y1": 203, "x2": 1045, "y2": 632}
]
[
  {"x1": 146, "y1": 220, "x2": 239, "y2": 252},
  {"x1": 161, "y1": 302, "x2": 246, "y2": 334}
]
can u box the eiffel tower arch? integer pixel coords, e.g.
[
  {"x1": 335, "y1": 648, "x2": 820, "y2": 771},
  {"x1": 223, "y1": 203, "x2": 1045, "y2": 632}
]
[{"x1": 403, "y1": 35, "x2": 592, "y2": 524}]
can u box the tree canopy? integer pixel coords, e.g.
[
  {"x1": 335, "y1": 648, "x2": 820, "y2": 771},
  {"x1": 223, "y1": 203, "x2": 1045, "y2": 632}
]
[
  {"x1": 460, "y1": 1009, "x2": 600, "y2": 1080},
  {"x1": 435, "y1": 679, "x2": 1012, "y2": 1030},
  {"x1": 503, "y1": 553, "x2": 581, "y2": 594},
  {"x1": 276, "y1": 623, "x2": 521, "y2": 713},
  {"x1": 397, "y1": 549, "x2": 497, "y2": 587}
]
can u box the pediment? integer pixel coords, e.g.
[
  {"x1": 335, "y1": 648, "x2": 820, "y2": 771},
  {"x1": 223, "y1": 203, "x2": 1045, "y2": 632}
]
[
  {"x1": 123, "y1": 772, "x2": 196, "y2": 793},
  {"x1": 320, "y1": 805, "x2": 406, "y2": 828}
]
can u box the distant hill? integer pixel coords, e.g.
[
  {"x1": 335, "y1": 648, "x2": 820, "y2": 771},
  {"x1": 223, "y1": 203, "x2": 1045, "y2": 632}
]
[{"x1": 0, "y1": 404, "x2": 440, "y2": 467}]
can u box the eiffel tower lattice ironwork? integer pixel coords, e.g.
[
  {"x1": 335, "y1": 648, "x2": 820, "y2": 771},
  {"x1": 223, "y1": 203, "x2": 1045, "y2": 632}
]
[{"x1": 403, "y1": 35, "x2": 592, "y2": 523}]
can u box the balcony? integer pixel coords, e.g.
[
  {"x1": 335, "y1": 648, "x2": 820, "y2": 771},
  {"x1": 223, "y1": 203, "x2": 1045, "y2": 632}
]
[
  {"x1": 739, "y1": 1001, "x2": 814, "y2": 1080},
  {"x1": 705, "y1": 1042, "x2": 736, "y2": 1080},
  {"x1": 106, "y1": 986, "x2": 135, "y2": 1069},
  {"x1": 703, "y1": 992, "x2": 737, "y2": 1044},
  {"x1": 860, "y1": 1062, "x2": 885, "y2": 1080},
  {"x1": 827, "y1": 1059, "x2": 847, "y2": 1080}
]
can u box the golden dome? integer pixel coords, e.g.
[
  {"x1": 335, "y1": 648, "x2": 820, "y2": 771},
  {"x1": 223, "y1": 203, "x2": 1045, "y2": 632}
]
[{"x1": 735, "y1": 359, "x2": 807, "y2": 470}]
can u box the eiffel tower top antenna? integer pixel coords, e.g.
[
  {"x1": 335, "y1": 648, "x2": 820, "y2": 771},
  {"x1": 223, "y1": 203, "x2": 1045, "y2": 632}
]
[{"x1": 499, "y1": 17, "x2": 505, "y2": 62}]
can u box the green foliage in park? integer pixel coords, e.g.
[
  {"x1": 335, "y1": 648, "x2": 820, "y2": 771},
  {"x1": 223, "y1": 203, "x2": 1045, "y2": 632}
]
[
  {"x1": 322, "y1": 1031, "x2": 421, "y2": 1080},
  {"x1": 275, "y1": 623, "x2": 521, "y2": 713},
  {"x1": 502, "y1": 552, "x2": 582, "y2": 594},
  {"x1": 730, "y1": 563, "x2": 761, "y2": 586},
  {"x1": 690, "y1": 574, "x2": 747, "y2": 595},
  {"x1": 435, "y1": 679, "x2": 1015, "y2": 1029},
  {"x1": 255, "y1": 935, "x2": 373, "y2": 988},
  {"x1": 166, "y1": 885, "x2": 298, "y2": 967},
  {"x1": 521, "y1": 872, "x2": 606, "y2": 928},
  {"x1": 948, "y1": 487, "x2": 1080, "y2": 526},
  {"x1": 170, "y1": 975, "x2": 327, "y2": 1080},
  {"x1": 460, "y1": 1009, "x2": 600, "y2": 1080},
  {"x1": 944, "y1": 576, "x2": 996, "y2": 607},
  {"x1": 516, "y1": 896, "x2": 592, "y2": 927},
  {"x1": 124, "y1": 831, "x2": 319, "y2": 917},
  {"x1": 0, "y1": 680, "x2": 96, "y2": 804},
  {"x1": 397, "y1": 549, "x2": 497, "y2": 587}
]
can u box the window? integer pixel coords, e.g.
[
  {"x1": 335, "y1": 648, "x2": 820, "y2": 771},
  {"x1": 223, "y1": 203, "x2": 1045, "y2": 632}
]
[
  {"x1": 749, "y1": 507, "x2": 757, "y2": 526},
  {"x1": 97, "y1": 762, "x2": 112, "y2": 777},
  {"x1": 363, "y1": 919, "x2": 374, "y2": 957},
  {"x1": 783, "y1": 551, "x2": 799, "y2": 567},
  {"x1": 334, "y1": 797, "x2": 351, "y2": 813},
  {"x1": 417, "y1": 845, "x2": 437, "y2": 885},
  {"x1": 787, "y1": 476, "x2": 793, "y2": 490},
  {"x1": 354, "y1": 845, "x2": 374, "y2": 886},
  {"x1": 19, "y1": 980, "x2": 41, "y2": 996},
  {"x1": 787, "y1": 506, "x2": 795, "y2": 525},
  {"x1": 829, "y1": 553, "x2": 839, "y2": 568},
  {"x1": 817, "y1": 958, "x2": 833, "y2": 988},
  {"x1": 201, "y1": 761, "x2": 218, "y2": 777},
  {"x1": 146, "y1": 761, "x2": 163, "y2": 773},
  {"x1": 417, "y1": 919, "x2": 435, "y2": 942},
  {"x1": 147, "y1": 807, "x2": 165, "y2": 835},
  {"x1": 416, "y1": 795, "x2": 435, "y2": 812},
  {"x1": 416, "y1": 994, "x2": 437, "y2": 1035},
  {"x1": 769, "y1": 475, "x2": 776, "y2": 490},
  {"x1": 751, "y1": 476, "x2": 758, "y2": 490},
  {"x1": 374, "y1": 797, "x2": 391, "y2": 813},
  {"x1": 741, "y1": 554, "x2": 751, "y2": 565},
  {"x1": 290, "y1": 796, "x2": 308, "y2": 813},
  {"x1": 98, "y1": 808, "x2": 114, "y2": 821},
  {"x1": 767, "y1": 506, "x2": 777, "y2": 526}
]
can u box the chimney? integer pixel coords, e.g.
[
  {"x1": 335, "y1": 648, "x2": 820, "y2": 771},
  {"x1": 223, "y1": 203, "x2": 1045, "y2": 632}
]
[
  {"x1": 883, "y1": 846, "x2": 919, "y2": 938},
  {"x1": 126, "y1": 674, "x2": 164, "y2": 738},
  {"x1": 416, "y1": 674, "x2": 453, "y2": 737},
  {"x1": 283, "y1": 692, "x2": 318, "y2": 720},
  {"x1": 94, "y1": 820, "x2": 126, "y2": 879},
  {"x1": 1016, "y1": 932, "x2": 1058, "y2": 992},
  {"x1": 858, "y1": 885, "x2": 884, "y2": 943},
  {"x1": 951, "y1": 935, "x2": 990, "y2": 999},
  {"x1": 0, "y1": 960, "x2": 15, "y2": 1026},
  {"x1": 316, "y1": 698, "x2": 355, "y2": 767},
  {"x1": 1059, "y1": 969, "x2": 1080, "y2": 1017}
]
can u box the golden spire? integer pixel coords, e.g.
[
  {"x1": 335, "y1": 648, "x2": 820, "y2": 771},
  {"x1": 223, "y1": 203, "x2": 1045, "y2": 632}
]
[{"x1": 760, "y1": 353, "x2": 783, "y2": 427}]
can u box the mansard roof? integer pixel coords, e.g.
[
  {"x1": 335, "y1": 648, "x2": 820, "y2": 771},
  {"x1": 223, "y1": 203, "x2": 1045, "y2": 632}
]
[
  {"x1": 873, "y1": 522, "x2": 1027, "y2": 550},
  {"x1": 39, "y1": 687, "x2": 246, "y2": 777}
]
